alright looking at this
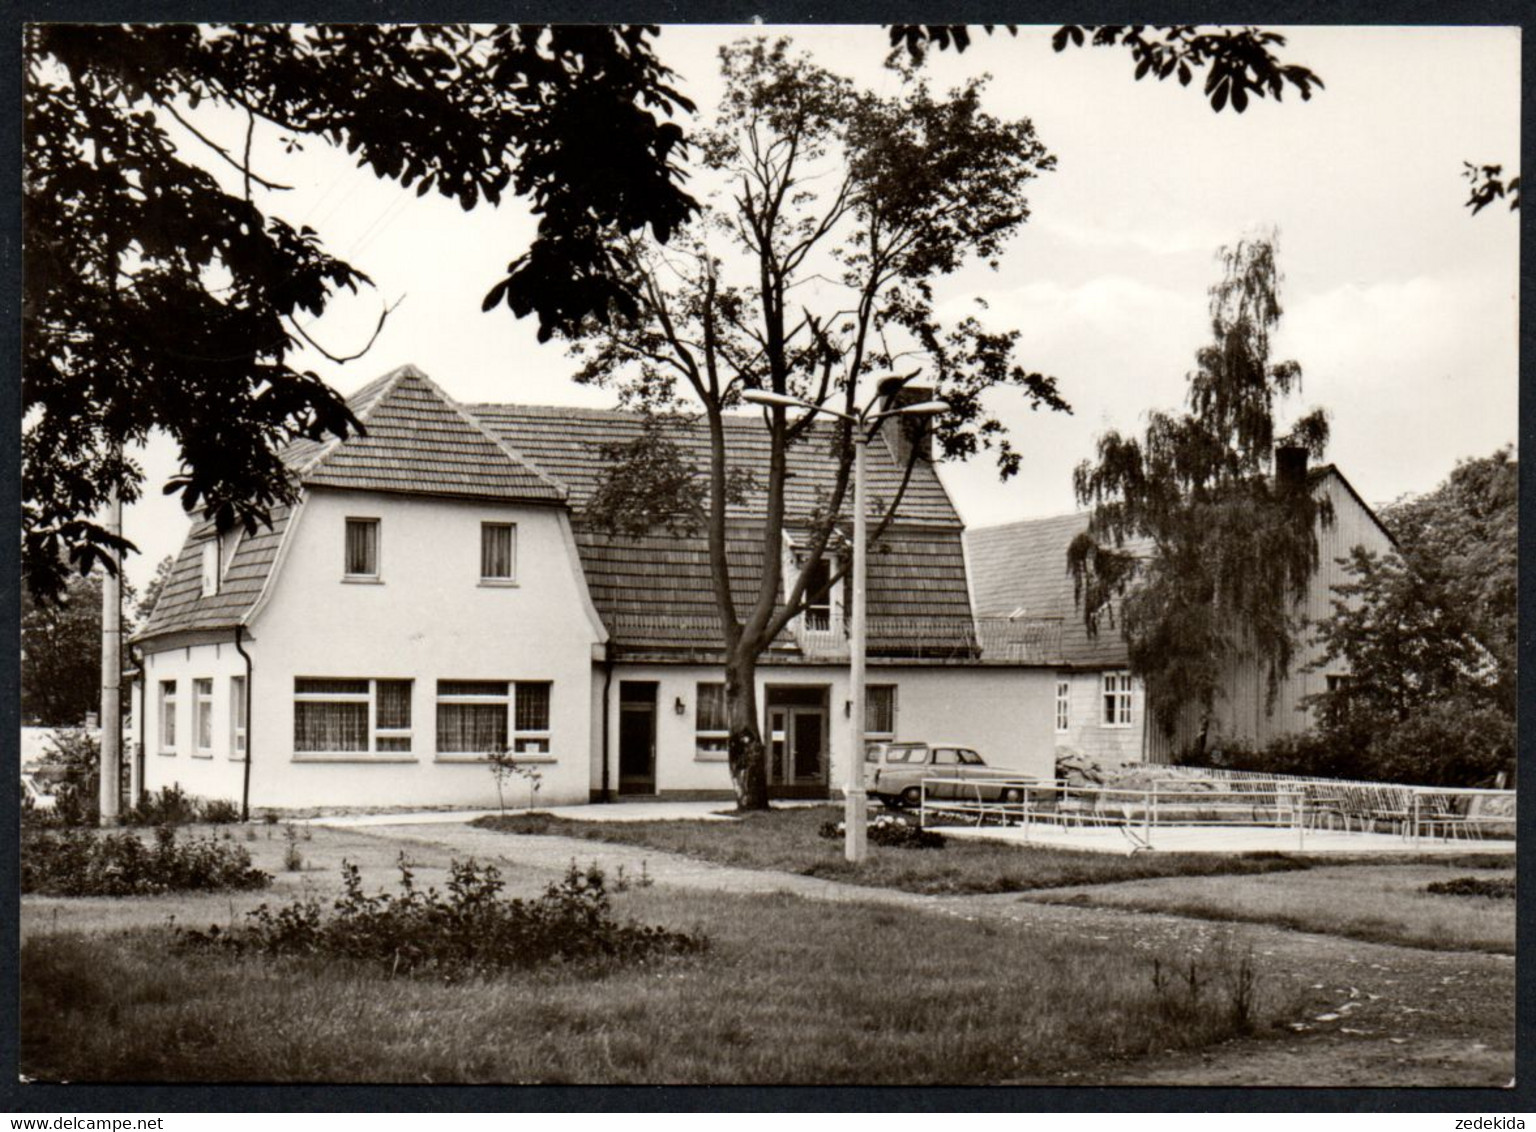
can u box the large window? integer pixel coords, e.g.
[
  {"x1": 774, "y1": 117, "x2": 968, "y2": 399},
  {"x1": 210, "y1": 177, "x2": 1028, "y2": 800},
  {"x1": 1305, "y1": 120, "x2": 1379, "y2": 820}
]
[
  {"x1": 1055, "y1": 679, "x2": 1071, "y2": 733},
  {"x1": 695, "y1": 682, "x2": 728, "y2": 757},
  {"x1": 436, "y1": 680, "x2": 551, "y2": 756},
  {"x1": 344, "y1": 518, "x2": 380, "y2": 578},
  {"x1": 295, "y1": 678, "x2": 413, "y2": 755},
  {"x1": 1102, "y1": 671, "x2": 1133, "y2": 728},
  {"x1": 436, "y1": 680, "x2": 508, "y2": 754},
  {"x1": 158, "y1": 680, "x2": 177, "y2": 754},
  {"x1": 230, "y1": 675, "x2": 247, "y2": 759},
  {"x1": 865, "y1": 684, "x2": 896, "y2": 741},
  {"x1": 481, "y1": 523, "x2": 516, "y2": 582},
  {"x1": 194, "y1": 678, "x2": 214, "y2": 754}
]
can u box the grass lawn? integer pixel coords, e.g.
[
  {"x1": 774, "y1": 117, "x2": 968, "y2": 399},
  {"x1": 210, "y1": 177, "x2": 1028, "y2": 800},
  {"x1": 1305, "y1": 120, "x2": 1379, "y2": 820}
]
[
  {"x1": 20, "y1": 881, "x2": 1291, "y2": 1084},
  {"x1": 1026, "y1": 865, "x2": 1517, "y2": 954},
  {"x1": 472, "y1": 807, "x2": 1506, "y2": 896}
]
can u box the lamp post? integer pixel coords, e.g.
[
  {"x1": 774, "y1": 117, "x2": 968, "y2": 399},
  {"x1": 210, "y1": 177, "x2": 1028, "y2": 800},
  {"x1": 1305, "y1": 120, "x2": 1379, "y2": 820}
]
[{"x1": 743, "y1": 380, "x2": 948, "y2": 863}]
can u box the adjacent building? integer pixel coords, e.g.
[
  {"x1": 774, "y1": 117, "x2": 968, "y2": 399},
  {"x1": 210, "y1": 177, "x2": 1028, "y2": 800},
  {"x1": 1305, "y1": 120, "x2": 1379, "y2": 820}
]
[{"x1": 965, "y1": 462, "x2": 1399, "y2": 764}]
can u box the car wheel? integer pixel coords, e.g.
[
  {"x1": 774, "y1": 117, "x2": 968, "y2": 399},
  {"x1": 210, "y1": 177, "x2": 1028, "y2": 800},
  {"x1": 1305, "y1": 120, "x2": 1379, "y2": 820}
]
[{"x1": 901, "y1": 787, "x2": 923, "y2": 809}]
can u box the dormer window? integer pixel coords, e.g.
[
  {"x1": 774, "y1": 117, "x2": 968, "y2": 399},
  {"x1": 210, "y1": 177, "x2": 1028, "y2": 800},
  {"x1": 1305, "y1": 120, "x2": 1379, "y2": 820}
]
[
  {"x1": 200, "y1": 541, "x2": 219, "y2": 597},
  {"x1": 345, "y1": 518, "x2": 380, "y2": 579},
  {"x1": 803, "y1": 557, "x2": 833, "y2": 631}
]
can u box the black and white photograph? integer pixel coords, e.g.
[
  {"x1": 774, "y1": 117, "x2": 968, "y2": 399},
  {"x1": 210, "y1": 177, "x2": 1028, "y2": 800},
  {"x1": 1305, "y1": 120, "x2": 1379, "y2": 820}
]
[{"x1": 14, "y1": 20, "x2": 1522, "y2": 1097}]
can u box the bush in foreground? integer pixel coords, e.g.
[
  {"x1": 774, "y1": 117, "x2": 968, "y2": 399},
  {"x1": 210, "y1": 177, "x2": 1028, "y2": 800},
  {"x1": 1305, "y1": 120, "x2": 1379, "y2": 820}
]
[
  {"x1": 818, "y1": 814, "x2": 945, "y2": 850},
  {"x1": 1425, "y1": 875, "x2": 1515, "y2": 900},
  {"x1": 21, "y1": 825, "x2": 271, "y2": 896},
  {"x1": 177, "y1": 858, "x2": 706, "y2": 980}
]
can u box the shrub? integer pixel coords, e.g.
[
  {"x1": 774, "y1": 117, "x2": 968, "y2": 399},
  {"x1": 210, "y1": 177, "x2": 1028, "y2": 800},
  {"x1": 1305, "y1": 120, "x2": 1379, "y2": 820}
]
[
  {"x1": 21, "y1": 825, "x2": 271, "y2": 896},
  {"x1": 126, "y1": 784, "x2": 200, "y2": 827},
  {"x1": 819, "y1": 814, "x2": 945, "y2": 850},
  {"x1": 1425, "y1": 875, "x2": 1515, "y2": 899},
  {"x1": 30, "y1": 727, "x2": 104, "y2": 827},
  {"x1": 178, "y1": 857, "x2": 705, "y2": 980},
  {"x1": 282, "y1": 824, "x2": 304, "y2": 872},
  {"x1": 201, "y1": 799, "x2": 242, "y2": 825}
]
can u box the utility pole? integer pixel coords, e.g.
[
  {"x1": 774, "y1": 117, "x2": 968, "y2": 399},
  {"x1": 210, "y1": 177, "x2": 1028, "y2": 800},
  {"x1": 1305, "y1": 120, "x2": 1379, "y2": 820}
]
[
  {"x1": 98, "y1": 480, "x2": 122, "y2": 826},
  {"x1": 742, "y1": 376, "x2": 947, "y2": 864}
]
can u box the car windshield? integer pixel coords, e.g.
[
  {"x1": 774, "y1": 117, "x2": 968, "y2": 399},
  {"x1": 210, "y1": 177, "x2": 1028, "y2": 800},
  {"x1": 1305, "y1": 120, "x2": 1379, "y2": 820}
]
[{"x1": 958, "y1": 749, "x2": 984, "y2": 765}]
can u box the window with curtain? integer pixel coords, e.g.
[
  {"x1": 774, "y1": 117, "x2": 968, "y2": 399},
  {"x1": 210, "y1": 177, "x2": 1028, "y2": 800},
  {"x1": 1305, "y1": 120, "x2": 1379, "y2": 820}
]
[
  {"x1": 230, "y1": 675, "x2": 247, "y2": 759},
  {"x1": 344, "y1": 518, "x2": 379, "y2": 578},
  {"x1": 865, "y1": 684, "x2": 896, "y2": 739},
  {"x1": 294, "y1": 678, "x2": 414, "y2": 755},
  {"x1": 194, "y1": 678, "x2": 214, "y2": 753},
  {"x1": 295, "y1": 678, "x2": 370, "y2": 752},
  {"x1": 481, "y1": 522, "x2": 516, "y2": 581},
  {"x1": 513, "y1": 681, "x2": 551, "y2": 753},
  {"x1": 695, "y1": 682, "x2": 728, "y2": 757},
  {"x1": 375, "y1": 679, "x2": 413, "y2": 752},
  {"x1": 159, "y1": 680, "x2": 177, "y2": 753},
  {"x1": 436, "y1": 680, "x2": 509, "y2": 754}
]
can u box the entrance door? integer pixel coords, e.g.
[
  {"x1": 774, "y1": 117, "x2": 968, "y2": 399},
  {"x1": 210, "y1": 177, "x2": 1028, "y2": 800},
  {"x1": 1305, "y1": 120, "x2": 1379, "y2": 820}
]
[
  {"x1": 617, "y1": 681, "x2": 657, "y2": 795},
  {"x1": 765, "y1": 685, "x2": 829, "y2": 798}
]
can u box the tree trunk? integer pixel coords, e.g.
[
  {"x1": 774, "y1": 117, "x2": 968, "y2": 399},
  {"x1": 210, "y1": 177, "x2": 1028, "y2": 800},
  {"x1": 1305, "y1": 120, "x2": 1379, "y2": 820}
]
[{"x1": 725, "y1": 651, "x2": 770, "y2": 811}]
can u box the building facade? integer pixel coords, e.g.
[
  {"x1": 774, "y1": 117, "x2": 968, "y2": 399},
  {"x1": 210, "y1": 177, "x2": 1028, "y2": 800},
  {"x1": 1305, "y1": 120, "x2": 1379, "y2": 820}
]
[
  {"x1": 134, "y1": 365, "x2": 1057, "y2": 813},
  {"x1": 966, "y1": 465, "x2": 1400, "y2": 765}
]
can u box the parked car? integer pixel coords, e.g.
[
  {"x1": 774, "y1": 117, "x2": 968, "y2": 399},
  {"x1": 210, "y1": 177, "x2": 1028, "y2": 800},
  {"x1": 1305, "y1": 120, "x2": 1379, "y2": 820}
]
[
  {"x1": 865, "y1": 742, "x2": 1035, "y2": 808},
  {"x1": 20, "y1": 772, "x2": 56, "y2": 812}
]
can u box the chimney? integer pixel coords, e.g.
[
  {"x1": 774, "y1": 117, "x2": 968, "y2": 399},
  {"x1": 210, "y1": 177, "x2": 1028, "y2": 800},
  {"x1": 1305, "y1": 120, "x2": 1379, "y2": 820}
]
[
  {"x1": 878, "y1": 381, "x2": 934, "y2": 467},
  {"x1": 1275, "y1": 445, "x2": 1309, "y2": 494}
]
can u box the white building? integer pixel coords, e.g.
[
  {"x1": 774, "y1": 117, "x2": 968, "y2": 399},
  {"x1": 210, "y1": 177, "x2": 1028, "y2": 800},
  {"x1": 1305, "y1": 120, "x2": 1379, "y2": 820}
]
[
  {"x1": 133, "y1": 365, "x2": 1058, "y2": 812},
  {"x1": 965, "y1": 463, "x2": 1400, "y2": 764}
]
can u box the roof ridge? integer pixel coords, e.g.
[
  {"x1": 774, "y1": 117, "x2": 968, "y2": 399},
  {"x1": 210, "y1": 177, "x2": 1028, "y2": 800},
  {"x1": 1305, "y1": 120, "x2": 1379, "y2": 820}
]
[
  {"x1": 289, "y1": 364, "x2": 418, "y2": 477},
  {"x1": 968, "y1": 511, "x2": 1088, "y2": 535},
  {"x1": 404, "y1": 369, "x2": 570, "y2": 501}
]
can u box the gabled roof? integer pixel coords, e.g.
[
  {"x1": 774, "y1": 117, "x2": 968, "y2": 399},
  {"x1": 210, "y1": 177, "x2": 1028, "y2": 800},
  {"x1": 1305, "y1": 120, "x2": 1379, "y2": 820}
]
[
  {"x1": 967, "y1": 513, "x2": 1130, "y2": 669},
  {"x1": 466, "y1": 404, "x2": 972, "y2": 660},
  {"x1": 135, "y1": 367, "x2": 979, "y2": 657},
  {"x1": 966, "y1": 464, "x2": 1398, "y2": 670},
  {"x1": 466, "y1": 404, "x2": 960, "y2": 525},
  {"x1": 290, "y1": 365, "x2": 566, "y2": 504}
]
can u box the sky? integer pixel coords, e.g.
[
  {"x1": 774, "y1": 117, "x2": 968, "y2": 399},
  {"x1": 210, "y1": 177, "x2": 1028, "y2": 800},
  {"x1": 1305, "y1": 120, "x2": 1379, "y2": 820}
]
[{"x1": 113, "y1": 24, "x2": 1521, "y2": 593}]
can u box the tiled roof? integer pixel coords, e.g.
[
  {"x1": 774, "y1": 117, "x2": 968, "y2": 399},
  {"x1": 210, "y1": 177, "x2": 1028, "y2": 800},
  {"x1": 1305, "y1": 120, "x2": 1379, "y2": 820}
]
[
  {"x1": 966, "y1": 513, "x2": 1132, "y2": 669},
  {"x1": 468, "y1": 404, "x2": 973, "y2": 660},
  {"x1": 576, "y1": 522, "x2": 978, "y2": 660},
  {"x1": 135, "y1": 504, "x2": 292, "y2": 640},
  {"x1": 292, "y1": 366, "x2": 566, "y2": 504},
  {"x1": 467, "y1": 404, "x2": 960, "y2": 525},
  {"x1": 136, "y1": 367, "x2": 979, "y2": 658}
]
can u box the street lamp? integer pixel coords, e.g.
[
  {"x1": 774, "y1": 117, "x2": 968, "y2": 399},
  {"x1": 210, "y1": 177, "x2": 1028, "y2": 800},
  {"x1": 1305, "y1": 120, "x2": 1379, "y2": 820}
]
[{"x1": 743, "y1": 379, "x2": 948, "y2": 863}]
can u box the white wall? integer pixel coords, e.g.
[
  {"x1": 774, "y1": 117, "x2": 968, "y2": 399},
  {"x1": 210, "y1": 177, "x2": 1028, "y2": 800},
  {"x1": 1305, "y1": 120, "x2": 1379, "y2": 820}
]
[
  {"x1": 1055, "y1": 669, "x2": 1147, "y2": 765},
  {"x1": 226, "y1": 488, "x2": 601, "y2": 810},
  {"x1": 141, "y1": 641, "x2": 249, "y2": 805},
  {"x1": 600, "y1": 662, "x2": 1057, "y2": 796}
]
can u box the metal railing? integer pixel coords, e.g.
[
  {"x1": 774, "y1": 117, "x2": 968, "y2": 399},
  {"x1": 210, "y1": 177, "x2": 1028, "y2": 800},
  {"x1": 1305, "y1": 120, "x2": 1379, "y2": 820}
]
[{"x1": 915, "y1": 774, "x2": 1516, "y2": 851}]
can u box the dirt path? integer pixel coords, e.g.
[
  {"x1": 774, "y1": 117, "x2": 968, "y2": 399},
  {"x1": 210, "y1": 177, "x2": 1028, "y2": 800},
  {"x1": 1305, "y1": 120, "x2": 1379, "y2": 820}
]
[{"x1": 352, "y1": 821, "x2": 1515, "y2": 1087}]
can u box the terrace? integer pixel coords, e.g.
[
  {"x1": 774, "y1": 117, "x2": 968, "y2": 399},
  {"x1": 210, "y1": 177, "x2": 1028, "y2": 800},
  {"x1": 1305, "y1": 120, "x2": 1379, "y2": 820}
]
[{"x1": 917, "y1": 769, "x2": 1517, "y2": 856}]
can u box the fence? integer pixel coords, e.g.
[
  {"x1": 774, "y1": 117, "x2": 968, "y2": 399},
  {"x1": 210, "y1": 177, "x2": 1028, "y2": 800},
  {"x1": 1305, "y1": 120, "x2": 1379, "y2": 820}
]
[{"x1": 916, "y1": 774, "x2": 1516, "y2": 850}]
